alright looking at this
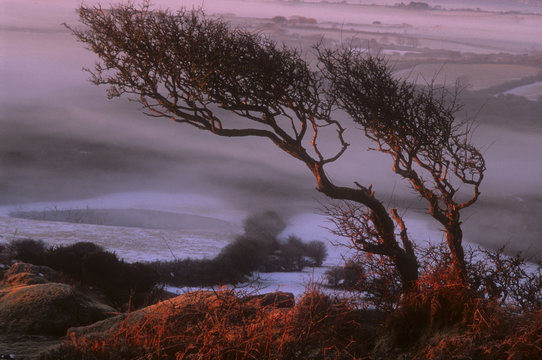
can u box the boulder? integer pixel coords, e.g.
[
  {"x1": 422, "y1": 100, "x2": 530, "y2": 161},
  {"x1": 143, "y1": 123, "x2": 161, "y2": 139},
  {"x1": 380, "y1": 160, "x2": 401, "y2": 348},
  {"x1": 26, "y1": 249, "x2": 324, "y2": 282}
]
[
  {"x1": 68, "y1": 290, "x2": 227, "y2": 339},
  {"x1": 68, "y1": 290, "x2": 293, "y2": 340},
  {"x1": 0, "y1": 263, "x2": 117, "y2": 336}
]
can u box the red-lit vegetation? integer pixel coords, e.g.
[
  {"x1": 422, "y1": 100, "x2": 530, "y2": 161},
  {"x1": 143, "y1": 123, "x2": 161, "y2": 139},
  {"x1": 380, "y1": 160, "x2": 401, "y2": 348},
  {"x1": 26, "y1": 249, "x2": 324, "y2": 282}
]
[
  {"x1": 30, "y1": 243, "x2": 540, "y2": 359},
  {"x1": 41, "y1": 287, "x2": 374, "y2": 360},
  {"x1": 38, "y1": 274, "x2": 541, "y2": 359}
]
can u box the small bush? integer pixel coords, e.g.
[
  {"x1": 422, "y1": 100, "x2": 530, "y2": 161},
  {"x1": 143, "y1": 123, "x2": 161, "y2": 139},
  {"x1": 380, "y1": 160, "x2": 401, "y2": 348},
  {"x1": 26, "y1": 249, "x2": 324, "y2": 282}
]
[
  {"x1": 278, "y1": 235, "x2": 306, "y2": 271},
  {"x1": 325, "y1": 261, "x2": 366, "y2": 290},
  {"x1": 325, "y1": 254, "x2": 402, "y2": 313},
  {"x1": 468, "y1": 245, "x2": 542, "y2": 312},
  {"x1": 305, "y1": 240, "x2": 328, "y2": 267},
  {"x1": 8, "y1": 238, "x2": 48, "y2": 265},
  {"x1": 217, "y1": 234, "x2": 274, "y2": 275}
]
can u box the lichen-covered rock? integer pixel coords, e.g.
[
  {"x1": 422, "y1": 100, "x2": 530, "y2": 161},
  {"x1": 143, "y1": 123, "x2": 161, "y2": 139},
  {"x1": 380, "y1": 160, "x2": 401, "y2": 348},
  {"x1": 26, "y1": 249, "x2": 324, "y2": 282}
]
[
  {"x1": 68, "y1": 290, "x2": 227, "y2": 339},
  {"x1": 0, "y1": 263, "x2": 117, "y2": 336},
  {"x1": 0, "y1": 282, "x2": 117, "y2": 335},
  {"x1": 68, "y1": 290, "x2": 293, "y2": 341}
]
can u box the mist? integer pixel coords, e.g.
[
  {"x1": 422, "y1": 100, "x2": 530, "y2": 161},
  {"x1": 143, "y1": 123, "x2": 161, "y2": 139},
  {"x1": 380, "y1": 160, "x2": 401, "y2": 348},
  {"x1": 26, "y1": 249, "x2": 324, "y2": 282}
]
[{"x1": 1, "y1": 0, "x2": 541, "y2": 260}]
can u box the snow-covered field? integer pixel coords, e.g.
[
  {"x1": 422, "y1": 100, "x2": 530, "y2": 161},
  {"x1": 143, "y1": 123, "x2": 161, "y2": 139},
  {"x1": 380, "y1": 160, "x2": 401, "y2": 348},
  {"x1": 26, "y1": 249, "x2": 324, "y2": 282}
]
[
  {"x1": 504, "y1": 81, "x2": 542, "y2": 101},
  {"x1": 0, "y1": 191, "x2": 446, "y2": 297},
  {"x1": 0, "y1": 192, "x2": 241, "y2": 262}
]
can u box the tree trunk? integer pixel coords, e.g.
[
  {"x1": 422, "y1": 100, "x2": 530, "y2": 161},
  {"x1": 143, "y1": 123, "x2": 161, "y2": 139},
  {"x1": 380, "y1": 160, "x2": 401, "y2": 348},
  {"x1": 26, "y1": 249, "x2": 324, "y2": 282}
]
[
  {"x1": 394, "y1": 251, "x2": 420, "y2": 293},
  {"x1": 311, "y1": 163, "x2": 419, "y2": 293},
  {"x1": 445, "y1": 222, "x2": 467, "y2": 284}
]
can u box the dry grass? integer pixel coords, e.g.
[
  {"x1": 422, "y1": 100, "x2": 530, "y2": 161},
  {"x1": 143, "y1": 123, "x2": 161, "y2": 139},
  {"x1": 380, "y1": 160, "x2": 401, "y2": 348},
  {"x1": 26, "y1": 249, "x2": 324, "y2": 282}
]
[
  {"x1": 39, "y1": 283, "x2": 542, "y2": 360},
  {"x1": 39, "y1": 252, "x2": 541, "y2": 360},
  {"x1": 413, "y1": 308, "x2": 542, "y2": 360},
  {"x1": 42, "y1": 288, "x2": 374, "y2": 360}
]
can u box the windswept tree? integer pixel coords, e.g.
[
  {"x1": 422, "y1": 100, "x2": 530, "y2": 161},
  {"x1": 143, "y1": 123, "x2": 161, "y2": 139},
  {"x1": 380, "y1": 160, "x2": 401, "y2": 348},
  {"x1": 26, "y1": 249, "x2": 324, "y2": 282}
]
[
  {"x1": 67, "y1": 2, "x2": 484, "y2": 292},
  {"x1": 318, "y1": 48, "x2": 485, "y2": 282}
]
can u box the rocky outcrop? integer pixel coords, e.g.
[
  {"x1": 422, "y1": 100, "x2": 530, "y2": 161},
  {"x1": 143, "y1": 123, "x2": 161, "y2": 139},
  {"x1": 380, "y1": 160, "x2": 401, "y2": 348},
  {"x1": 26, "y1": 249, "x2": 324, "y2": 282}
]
[
  {"x1": 0, "y1": 262, "x2": 117, "y2": 336},
  {"x1": 68, "y1": 290, "x2": 295, "y2": 340}
]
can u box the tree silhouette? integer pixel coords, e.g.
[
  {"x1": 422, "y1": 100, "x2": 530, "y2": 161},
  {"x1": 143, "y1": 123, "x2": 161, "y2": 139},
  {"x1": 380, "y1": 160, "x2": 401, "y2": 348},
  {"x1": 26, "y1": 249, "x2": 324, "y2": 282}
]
[{"x1": 68, "y1": 2, "x2": 484, "y2": 291}]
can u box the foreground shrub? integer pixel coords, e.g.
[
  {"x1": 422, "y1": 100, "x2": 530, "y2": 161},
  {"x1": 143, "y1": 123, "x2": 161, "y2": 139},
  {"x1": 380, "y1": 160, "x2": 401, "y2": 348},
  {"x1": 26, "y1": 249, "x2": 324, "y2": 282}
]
[
  {"x1": 327, "y1": 243, "x2": 542, "y2": 315},
  {"x1": 411, "y1": 307, "x2": 542, "y2": 360},
  {"x1": 468, "y1": 246, "x2": 542, "y2": 312},
  {"x1": 383, "y1": 269, "x2": 479, "y2": 349},
  {"x1": 8, "y1": 238, "x2": 48, "y2": 265}
]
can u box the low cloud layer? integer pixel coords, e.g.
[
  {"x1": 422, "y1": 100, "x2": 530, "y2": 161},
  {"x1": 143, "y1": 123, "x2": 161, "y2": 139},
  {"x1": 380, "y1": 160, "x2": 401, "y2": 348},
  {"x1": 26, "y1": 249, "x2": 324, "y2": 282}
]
[{"x1": 1, "y1": 0, "x2": 541, "y2": 258}]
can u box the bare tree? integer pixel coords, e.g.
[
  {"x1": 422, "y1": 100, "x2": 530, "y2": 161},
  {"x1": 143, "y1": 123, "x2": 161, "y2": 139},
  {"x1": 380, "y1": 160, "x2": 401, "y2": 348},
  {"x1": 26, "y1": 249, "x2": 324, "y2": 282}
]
[
  {"x1": 66, "y1": 2, "x2": 480, "y2": 292},
  {"x1": 318, "y1": 48, "x2": 485, "y2": 282}
]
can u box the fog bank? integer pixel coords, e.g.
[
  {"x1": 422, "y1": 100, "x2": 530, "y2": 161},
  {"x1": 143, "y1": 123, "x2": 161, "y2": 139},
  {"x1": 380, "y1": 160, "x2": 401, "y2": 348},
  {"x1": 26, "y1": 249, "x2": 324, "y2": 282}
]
[{"x1": 1, "y1": 0, "x2": 541, "y2": 260}]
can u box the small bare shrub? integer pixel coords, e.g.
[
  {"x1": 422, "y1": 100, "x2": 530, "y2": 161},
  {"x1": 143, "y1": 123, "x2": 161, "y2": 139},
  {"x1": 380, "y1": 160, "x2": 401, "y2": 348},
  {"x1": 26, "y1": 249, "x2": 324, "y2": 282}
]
[
  {"x1": 8, "y1": 238, "x2": 48, "y2": 265},
  {"x1": 469, "y1": 246, "x2": 542, "y2": 312},
  {"x1": 325, "y1": 253, "x2": 402, "y2": 313}
]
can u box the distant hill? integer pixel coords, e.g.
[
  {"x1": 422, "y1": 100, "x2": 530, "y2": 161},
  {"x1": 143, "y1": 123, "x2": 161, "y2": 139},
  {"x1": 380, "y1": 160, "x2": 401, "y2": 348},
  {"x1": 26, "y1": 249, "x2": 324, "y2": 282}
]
[{"x1": 10, "y1": 208, "x2": 233, "y2": 231}]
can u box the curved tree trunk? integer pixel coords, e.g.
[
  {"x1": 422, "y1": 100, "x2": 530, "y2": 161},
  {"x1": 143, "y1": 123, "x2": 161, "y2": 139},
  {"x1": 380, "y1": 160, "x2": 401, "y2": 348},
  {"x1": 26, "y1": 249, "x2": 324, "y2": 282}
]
[
  {"x1": 311, "y1": 163, "x2": 419, "y2": 293},
  {"x1": 445, "y1": 221, "x2": 468, "y2": 284},
  {"x1": 394, "y1": 252, "x2": 420, "y2": 292}
]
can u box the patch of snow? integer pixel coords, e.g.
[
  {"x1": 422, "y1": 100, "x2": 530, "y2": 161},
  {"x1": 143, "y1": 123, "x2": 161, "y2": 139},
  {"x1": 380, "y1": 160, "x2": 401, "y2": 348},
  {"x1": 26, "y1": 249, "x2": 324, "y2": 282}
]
[
  {"x1": 503, "y1": 81, "x2": 542, "y2": 101},
  {"x1": 164, "y1": 266, "x2": 341, "y2": 300}
]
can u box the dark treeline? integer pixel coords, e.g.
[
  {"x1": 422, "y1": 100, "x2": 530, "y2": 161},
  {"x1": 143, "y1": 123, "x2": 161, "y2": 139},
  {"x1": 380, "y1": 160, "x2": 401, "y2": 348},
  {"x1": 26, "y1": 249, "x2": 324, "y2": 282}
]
[{"x1": 149, "y1": 211, "x2": 328, "y2": 287}]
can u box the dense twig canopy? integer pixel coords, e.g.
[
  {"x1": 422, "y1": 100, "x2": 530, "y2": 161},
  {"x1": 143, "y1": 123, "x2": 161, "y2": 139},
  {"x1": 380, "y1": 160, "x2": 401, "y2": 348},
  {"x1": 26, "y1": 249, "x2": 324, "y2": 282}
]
[
  {"x1": 319, "y1": 48, "x2": 485, "y2": 217},
  {"x1": 319, "y1": 47, "x2": 485, "y2": 279},
  {"x1": 71, "y1": 3, "x2": 347, "y2": 167}
]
